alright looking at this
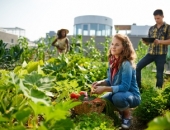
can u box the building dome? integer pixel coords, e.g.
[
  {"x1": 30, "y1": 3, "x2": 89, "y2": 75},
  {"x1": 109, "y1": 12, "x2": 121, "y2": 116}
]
[{"x1": 73, "y1": 15, "x2": 113, "y2": 36}]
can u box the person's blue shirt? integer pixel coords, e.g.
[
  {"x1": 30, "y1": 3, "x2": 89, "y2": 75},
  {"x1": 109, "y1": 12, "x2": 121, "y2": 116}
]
[{"x1": 105, "y1": 61, "x2": 141, "y2": 99}]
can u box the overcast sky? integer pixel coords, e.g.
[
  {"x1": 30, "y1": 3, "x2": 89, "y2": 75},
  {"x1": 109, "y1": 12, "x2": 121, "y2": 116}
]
[{"x1": 0, "y1": 0, "x2": 169, "y2": 41}]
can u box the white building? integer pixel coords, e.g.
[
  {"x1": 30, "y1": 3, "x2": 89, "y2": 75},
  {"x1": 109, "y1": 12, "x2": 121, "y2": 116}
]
[
  {"x1": 74, "y1": 15, "x2": 113, "y2": 36},
  {"x1": 131, "y1": 24, "x2": 151, "y2": 36},
  {"x1": 2, "y1": 27, "x2": 25, "y2": 37},
  {"x1": 0, "y1": 27, "x2": 37, "y2": 48}
]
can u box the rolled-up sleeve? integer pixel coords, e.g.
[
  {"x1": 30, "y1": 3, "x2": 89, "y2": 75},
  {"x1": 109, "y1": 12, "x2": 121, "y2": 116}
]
[
  {"x1": 105, "y1": 78, "x2": 110, "y2": 86},
  {"x1": 111, "y1": 85, "x2": 119, "y2": 93},
  {"x1": 111, "y1": 62, "x2": 132, "y2": 93},
  {"x1": 105, "y1": 67, "x2": 111, "y2": 86}
]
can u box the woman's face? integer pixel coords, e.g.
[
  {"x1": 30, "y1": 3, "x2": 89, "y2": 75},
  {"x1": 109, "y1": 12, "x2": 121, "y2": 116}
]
[
  {"x1": 61, "y1": 30, "x2": 66, "y2": 37},
  {"x1": 110, "y1": 37, "x2": 124, "y2": 57}
]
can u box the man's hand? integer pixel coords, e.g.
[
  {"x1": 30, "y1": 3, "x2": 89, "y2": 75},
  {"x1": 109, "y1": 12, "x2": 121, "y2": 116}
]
[{"x1": 154, "y1": 39, "x2": 161, "y2": 45}]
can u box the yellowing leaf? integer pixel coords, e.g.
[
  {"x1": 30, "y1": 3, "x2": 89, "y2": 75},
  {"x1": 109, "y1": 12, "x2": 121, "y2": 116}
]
[
  {"x1": 38, "y1": 60, "x2": 44, "y2": 66},
  {"x1": 18, "y1": 69, "x2": 28, "y2": 78},
  {"x1": 14, "y1": 66, "x2": 22, "y2": 73},
  {"x1": 47, "y1": 58, "x2": 56, "y2": 63},
  {"x1": 26, "y1": 61, "x2": 39, "y2": 73}
]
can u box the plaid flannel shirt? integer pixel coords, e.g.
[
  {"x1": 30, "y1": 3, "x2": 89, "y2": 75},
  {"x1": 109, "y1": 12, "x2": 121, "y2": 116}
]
[{"x1": 148, "y1": 22, "x2": 170, "y2": 55}]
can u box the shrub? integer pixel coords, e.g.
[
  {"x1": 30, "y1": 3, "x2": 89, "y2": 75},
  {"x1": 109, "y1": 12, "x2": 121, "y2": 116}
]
[
  {"x1": 162, "y1": 85, "x2": 170, "y2": 109},
  {"x1": 133, "y1": 88, "x2": 167, "y2": 123},
  {"x1": 72, "y1": 112, "x2": 118, "y2": 130}
]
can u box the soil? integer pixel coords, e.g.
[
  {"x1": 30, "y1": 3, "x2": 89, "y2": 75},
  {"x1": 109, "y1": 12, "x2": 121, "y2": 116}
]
[
  {"x1": 128, "y1": 117, "x2": 147, "y2": 130},
  {"x1": 119, "y1": 109, "x2": 148, "y2": 130}
]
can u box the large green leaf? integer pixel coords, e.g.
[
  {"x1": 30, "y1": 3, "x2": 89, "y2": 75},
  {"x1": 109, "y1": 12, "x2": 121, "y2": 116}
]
[
  {"x1": 30, "y1": 89, "x2": 50, "y2": 106},
  {"x1": 15, "y1": 108, "x2": 31, "y2": 121},
  {"x1": 28, "y1": 101, "x2": 66, "y2": 122},
  {"x1": 24, "y1": 72, "x2": 42, "y2": 85},
  {"x1": 47, "y1": 101, "x2": 81, "y2": 121},
  {"x1": 20, "y1": 80, "x2": 50, "y2": 106},
  {"x1": 10, "y1": 126, "x2": 26, "y2": 130},
  {"x1": 37, "y1": 124, "x2": 48, "y2": 130},
  {"x1": 55, "y1": 100, "x2": 81, "y2": 111},
  {"x1": 147, "y1": 112, "x2": 170, "y2": 130},
  {"x1": 24, "y1": 71, "x2": 55, "y2": 90},
  {"x1": 36, "y1": 76, "x2": 56, "y2": 90},
  {"x1": 0, "y1": 116, "x2": 8, "y2": 122},
  {"x1": 30, "y1": 89, "x2": 46, "y2": 98}
]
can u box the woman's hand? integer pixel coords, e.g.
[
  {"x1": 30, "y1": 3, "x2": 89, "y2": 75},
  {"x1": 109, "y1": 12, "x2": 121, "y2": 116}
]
[
  {"x1": 92, "y1": 81, "x2": 102, "y2": 89},
  {"x1": 92, "y1": 86, "x2": 106, "y2": 94},
  {"x1": 57, "y1": 47, "x2": 63, "y2": 53}
]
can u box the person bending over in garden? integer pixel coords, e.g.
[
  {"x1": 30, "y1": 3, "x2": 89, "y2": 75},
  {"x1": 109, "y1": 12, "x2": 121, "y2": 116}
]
[
  {"x1": 136, "y1": 9, "x2": 170, "y2": 88},
  {"x1": 92, "y1": 34, "x2": 141, "y2": 129},
  {"x1": 52, "y1": 28, "x2": 70, "y2": 54}
]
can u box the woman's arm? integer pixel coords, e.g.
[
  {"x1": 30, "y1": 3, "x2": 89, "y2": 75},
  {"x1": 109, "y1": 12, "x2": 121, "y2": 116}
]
[
  {"x1": 93, "y1": 61, "x2": 133, "y2": 94},
  {"x1": 52, "y1": 38, "x2": 58, "y2": 46}
]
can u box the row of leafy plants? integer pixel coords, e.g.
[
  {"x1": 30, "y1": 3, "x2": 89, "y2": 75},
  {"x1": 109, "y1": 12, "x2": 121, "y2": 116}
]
[
  {"x1": 0, "y1": 35, "x2": 110, "y2": 70},
  {"x1": 0, "y1": 34, "x2": 119, "y2": 130},
  {"x1": 0, "y1": 52, "x2": 120, "y2": 129}
]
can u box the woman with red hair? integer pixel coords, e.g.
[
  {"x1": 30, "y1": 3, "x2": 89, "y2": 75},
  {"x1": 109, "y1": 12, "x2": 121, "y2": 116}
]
[{"x1": 92, "y1": 34, "x2": 141, "y2": 129}]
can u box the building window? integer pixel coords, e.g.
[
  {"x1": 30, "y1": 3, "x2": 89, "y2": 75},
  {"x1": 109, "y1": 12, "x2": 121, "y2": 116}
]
[
  {"x1": 106, "y1": 25, "x2": 112, "y2": 36},
  {"x1": 90, "y1": 24, "x2": 97, "y2": 36},
  {"x1": 76, "y1": 24, "x2": 82, "y2": 35},
  {"x1": 83, "y1": 24, "x2": 88, "y2": 36},
  {"x1": 11, "y1": 39, "x2": 14, "y2": 43},
  {"x1": 97, "y1": 24, "x2": 105, "y2": 36}
]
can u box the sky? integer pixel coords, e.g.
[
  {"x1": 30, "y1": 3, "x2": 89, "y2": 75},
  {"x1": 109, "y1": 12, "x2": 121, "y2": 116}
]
[{"x1": 0, "y1": 0, "x2": 169, "y2": 41}]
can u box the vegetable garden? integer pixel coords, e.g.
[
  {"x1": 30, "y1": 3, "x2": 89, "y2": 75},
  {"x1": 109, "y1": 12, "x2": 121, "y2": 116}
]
[{"x1": 0, "y1": 36, "x2": 170, "y2": 130}]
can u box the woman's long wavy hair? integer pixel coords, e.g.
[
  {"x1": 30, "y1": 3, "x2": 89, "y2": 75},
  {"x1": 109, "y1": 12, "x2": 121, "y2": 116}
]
[{"x1": 108, "y1": 34, "x2": 137, "y2": 68}]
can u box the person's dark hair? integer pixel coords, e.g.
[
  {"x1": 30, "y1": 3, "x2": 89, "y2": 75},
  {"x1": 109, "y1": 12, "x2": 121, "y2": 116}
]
[
  {"x1": 57, "y1": 30, "x2": 66, "y2": 39},
  {"x1": 153, "y1": 9, "x2": 163, "y2": 16}
]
